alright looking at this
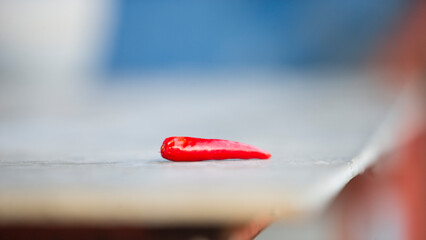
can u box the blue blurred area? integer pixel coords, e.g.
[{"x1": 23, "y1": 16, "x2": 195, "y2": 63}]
[{"x1": 108, "y1": 0, "x2": 407, "y2": 71}]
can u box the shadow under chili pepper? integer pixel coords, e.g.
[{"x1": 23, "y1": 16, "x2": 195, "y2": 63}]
[{"x1": 151, "y1": 159, "x2": 266, "y2": 164}]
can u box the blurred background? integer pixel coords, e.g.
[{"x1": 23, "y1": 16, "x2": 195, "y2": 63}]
[
  {"x1": 1, "y1": 0, "x2": 423, "y2": 116},
  {"x1": 0, "y1": 0, "x2": 425, "y2": 239},
  {"x1": 0, "y1": 0, "x2": 419, "y2": 78}
]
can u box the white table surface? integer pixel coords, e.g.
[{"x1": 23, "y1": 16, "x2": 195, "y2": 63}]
[{"x1": 0, "y1": 71, "x2": 409, "y2": 226}]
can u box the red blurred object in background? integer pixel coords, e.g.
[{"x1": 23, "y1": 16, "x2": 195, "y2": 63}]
[{"x1": 338, "y1": 0, "x2": 426, "y2": 239}]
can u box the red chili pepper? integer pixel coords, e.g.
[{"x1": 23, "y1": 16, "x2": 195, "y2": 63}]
[{"x1": 160, "y1": 136, "x2": 271, "y2": 161}]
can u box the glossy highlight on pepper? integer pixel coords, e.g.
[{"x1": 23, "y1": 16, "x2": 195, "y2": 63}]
[{"x1": 160, "y1": 136, "x2": 271, "y2": 161}]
